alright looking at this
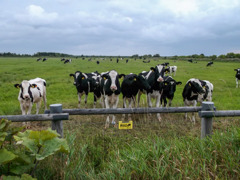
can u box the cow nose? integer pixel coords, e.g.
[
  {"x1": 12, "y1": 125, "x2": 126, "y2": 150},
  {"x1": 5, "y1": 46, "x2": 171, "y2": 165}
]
[
  {"x1": 24, "y1": 94, "x2": 30, "y2": 99},
  {"x1": 110, "y1": 85, "x2": 117, "y2": 91},
  {"x1": 157, "y1": 77, "x2": 164, "y2": 82}
]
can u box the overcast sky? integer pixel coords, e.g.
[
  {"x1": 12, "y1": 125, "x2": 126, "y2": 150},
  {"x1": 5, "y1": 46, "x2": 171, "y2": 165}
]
[{"x1": 1, "y1": 0, "x2": 240, "y2": 56}]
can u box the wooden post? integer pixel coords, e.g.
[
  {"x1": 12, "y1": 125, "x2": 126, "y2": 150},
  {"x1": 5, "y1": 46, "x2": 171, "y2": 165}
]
[
  {"x1": 50, "y1": 104, "x2": 63, "y2": 138},
  {"x1": 200, "y1": 102, "x2": 215, "y2": 139}
]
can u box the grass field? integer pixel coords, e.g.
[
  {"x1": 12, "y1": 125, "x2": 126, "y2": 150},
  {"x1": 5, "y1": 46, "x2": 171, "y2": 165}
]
[{"x1": 0, "y1": 57, "x2": 240, "y2": 179}]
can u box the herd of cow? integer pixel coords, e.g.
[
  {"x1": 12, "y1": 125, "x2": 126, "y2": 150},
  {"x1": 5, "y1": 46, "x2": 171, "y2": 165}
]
[{"x1": 14, "y1": 63, "x2": 221, "y2": 128}]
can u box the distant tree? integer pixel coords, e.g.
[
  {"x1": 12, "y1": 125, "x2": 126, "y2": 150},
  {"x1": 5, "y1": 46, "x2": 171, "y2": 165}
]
[
  {"x1": 153, "y1": 54, "x2": 160, "y2": 57},
  {"x1": 210, "y1": 55, "x2": 217, "y2": 60}
]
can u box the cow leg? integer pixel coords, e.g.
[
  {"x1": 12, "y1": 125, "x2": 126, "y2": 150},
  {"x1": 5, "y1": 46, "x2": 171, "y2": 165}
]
[
  {"x1": 77, "y1": 92, "x2": 82, "y2": 108},
  {"x1": 192, "y1": 101, "x2": 197, "y2": 123},
  {"x1": 164, "y1": 97, "x2": 168, "y2": 107},
  {"x1": 147, "y1": 93, "x2": 152, "y2": 108},
  {"x1": 137, "y1": 91, "x2": 142, "y2": 107},
  {"x1": 43, "y1": 93, "x2": 47, "y2": 110},
  {"x1": 236, "y1": 78, "x2": 238, "y2": 88},
  {"x1": 111, "y1": 95, "x2": 119, "y2": 127},
  {"x1": 104, "y1": 96, "x2": 110, "y2": 129},
  {"x1": 93, "y1": 95, "x2": 97, "y2": 108},
  {"x1": 36, "y1": 101, "x2": 41, "y2": 114},
  {"x1": 122, "y1": 96, "x2": 127, "y2": 120},
  {"x1": 84, "y1": 93, "x2": 88, "y2": 108},
  {"x1": 168, "y1": 99, "x2": 172, "y2": 107},
  {"x1": 155, "y1": 94, "x2": 161, "y2": 122},
  {"x1": 128, "y1": 98, "x2": 133, "y2": 121}
]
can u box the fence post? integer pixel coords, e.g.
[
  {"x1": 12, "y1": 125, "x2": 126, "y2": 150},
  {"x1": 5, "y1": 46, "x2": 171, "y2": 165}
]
[
  {"x1": 200, "y1": 102, "x2": 214, "y2": 139},
  {"x1": 50, "y1": 104, "x2": 63, "y2": 138}
]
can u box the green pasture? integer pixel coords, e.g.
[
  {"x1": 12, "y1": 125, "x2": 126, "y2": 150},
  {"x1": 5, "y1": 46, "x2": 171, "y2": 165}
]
[
  {"x1": 0, "y1": 57, "x2": 240, "y2": 179},
  {"x1": 0, "y1": 57, "x2": 239, "y2": 115}
]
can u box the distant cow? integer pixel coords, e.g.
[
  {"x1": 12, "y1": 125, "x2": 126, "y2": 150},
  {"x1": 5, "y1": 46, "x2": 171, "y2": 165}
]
[
  {"x1": 121, "y1": 73, "x2": 151, "y2": 119},
  {"x1": 138, "y1": 64, "x2": 165, "y2": 121},
  {"x1": 14, "y1": 78, "x2": 47, "y2": 116},
  {"x1": 182, "y1": 78, "x2": 213, "y2": 123},
  {"x1": 42, "y1": 58, "x2": 47, "y2": 62},
  {"x1": 234, "y1": 68, "x2": 240, "y2": 88},
  {"x1": 206, "y1": 61, "x2": 213, "y2": 66},
  {"x1": 101, "y1": 70, "x2": 124, "y2": 128},
  {"x1": 96, "y1": 61, "x2": 100, "y2": 64},
  {"x1": 160, "y1": 76, "x2": 182, "y2": 107},
  {"x1": 64, "y1": 59, "x2": 72, "y2": 64},
  {"x1": 37, "y1": 58, "x2": 42, "y2": 61},
  {"x1": 61, "y1": 58, "x2": 65, "y2": 61},
  {"x1": 165, "y1": 66, "x2": 177, "y2": 76},
  {"x1": 188, "y1": 59, "x2": 193, "y2": 63},
  {"x1": 143, "y1": 60, "x2": 150, "y2": 63}
]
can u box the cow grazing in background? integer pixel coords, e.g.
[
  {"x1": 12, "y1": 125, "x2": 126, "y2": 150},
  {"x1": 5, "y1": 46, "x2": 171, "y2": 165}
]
[
  {"x1": 160, "y1": 76, "x2": 182, "y2": 107},
  {"x1": 101, "y1": 70, "x2": 124, "y2": 128},
  {"x1": 42, "y1": 58, "x2": 47, "y2": 62},
  {"x1": 126, "y1": 59, "x2": 129, "y2": 63},
  {"x1": 61, "y1": 58, "x2": 65, "y2": 61},
  {"x1": 37, "y1": 58, "x2": 42, "y2": 61},
  {"x1": 234, "y1": 68, "x2": 240, "y2": 88},
  {"x1": 138, "y1": 64, "x2": 165, "y2": 121},
  {"x1": 70, "y1": 71, "x2": 102, "y2": 108},
  {"x1": 165, "y1": 66, "x2": 177, "y2": 76},
  {"x1": 96, "y1": 61, "x2": 100, "y2": 65},
  {"x1": 14, "y1": 78, "x2": 47, "y2": 126},
  {"x1": 64, "y1": 59, "x2": 72, "y2": 64},
  {"x1": 188, "y1": 59, "x2": 193, "y2": 63},
  {"x1": 182, "y1": 78, "x2": 213, "y2": 123},
  {"x1": 206, "y1": 61, "x2": 213, "y2": 66},
  {"x1": 121, "y1": 73, "x2": 151, "y2": 119}
]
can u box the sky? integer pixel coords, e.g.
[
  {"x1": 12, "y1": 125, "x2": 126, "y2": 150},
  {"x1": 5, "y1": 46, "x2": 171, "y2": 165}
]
[{"x1": 1, "y1": 0, "x2": 240, "y2": 56}]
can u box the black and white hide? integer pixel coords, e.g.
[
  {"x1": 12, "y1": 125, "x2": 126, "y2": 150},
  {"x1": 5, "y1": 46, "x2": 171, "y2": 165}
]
[
  {"x1": 160, "y1": 76, "x2": 182, "y2": 107},
  {"x1": 234, "y1": 68, "x2": 240, "y2": 88},
  {"x1": 165, "y1": 66, "x2": 177, "y2": 76},
  {"x1": 182, "y1": 78, "x2": 213, "y2": 123},
  {"x1": 101, "y1": 70, "x2": 124, "y2": 128},
  {"x1": 14, "y1": 77, "x2": 47, "y2": 115},
  {"x1": 137, "y1": 64, "x2": 165, "y2": 121}
]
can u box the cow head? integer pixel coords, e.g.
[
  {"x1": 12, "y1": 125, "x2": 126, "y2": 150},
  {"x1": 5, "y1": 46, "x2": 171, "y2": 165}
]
[
  {"x1": 14, "y1": 80, "x2": 37, "y2": 101},
  {"x1": 188, "y1": 79, "x2": 205, "y2": 94},
  {"x1": 70, "y1": 71, "x2": 88, "y2": 87},
  {"x1": 162, "y1": 76, "x2": 182, "y2": 96},
  {"x1": 102, "y1": 70, "x2": 123, "y2": 92},
  {"x1": 150, "y1": 64, "x2": 165, "y2": 82}
]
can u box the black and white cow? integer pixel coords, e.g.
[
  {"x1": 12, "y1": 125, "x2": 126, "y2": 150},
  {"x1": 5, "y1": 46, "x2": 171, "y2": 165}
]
[
  {"x1": 165, "y1": 66, "x2": 177, "y2": 76},
  {"x1": 64, "y1": 59, "x2": 72, "y2": 64},
  {"x1": 37, "y1": 58, "x2": 42, "y2": 61},
  {"x1": 206, "y1": 61, "x2": 213, "y2": 66},
  {"x1": 70, "y1": 71, "x2": 101, "y2": 108},
  {"x1": 137, "y1": 64, "x2": 166, "y2": 121},
  {"x1": 234, "y1": 68, "x2": 240, "y2": 88},
  {"x1": 121, "y1": 73, "x2": 151, "y2": 119},
  {"x1": 14, "y1": 78, "x2": 47, "y2": 115},
  {"x1": 101, "y1": 70, "x2": 124, "y2": 128},
  {"x1": 182, "y1": 78, "x2": 213, "y2": 123},
  {"x1": 42, "y1": 58, "x2": 47, "y2": 62},
  {"x1": 160, "y1": 76, "x2": 182, "y2": 107}
]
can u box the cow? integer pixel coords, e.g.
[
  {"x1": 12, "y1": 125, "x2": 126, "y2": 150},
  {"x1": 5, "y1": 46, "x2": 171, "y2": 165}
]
[
  {"x1": 182, "y1": 78, "x2": 213, "y2": 123},
  {"x1": 188, "y1": 59, "x2": 193, "y2": 63},
  {"x1": 64, "y1": 59, "x2": 72, "y2": 64},
  {"x1": 160, "y1": 76, "x2": 182, "y2": 107},
  {"x1": 61, "y1": 58, "x2": 65, "y2": 61},
  {"x1": 137, "y1": 64, "x2": 166, "y2": 121},
  {"x1": 42, "y1": 58, "x2": 47, "y2": 62},
  {"x1": 70, "y1": 71, "x2": 102, "y2": 108},
  {"x1": 234, "y1": 68, "x2": 240, "y2": 88},
  {"x1": 143, "y1": 60, "x2": 150, "y2": 63},
  {"x1": 206, "y1": 61, "x2": 213, "y2": 66},
  {"x1": 101, "y1": 70, "x2": 124, "y2": 128},
  {"x1": 37, "y1": 58, "x2": 42, "y2": 61},
  {"x1": 14, "y1": 78, "x2": 47, "y2": 127},
  {"x1": 165, "y1": 66, "x2": 177, "y2": 76},
  {"x1": 121, "y1": 73, "x2": 151, "y2": 120}
]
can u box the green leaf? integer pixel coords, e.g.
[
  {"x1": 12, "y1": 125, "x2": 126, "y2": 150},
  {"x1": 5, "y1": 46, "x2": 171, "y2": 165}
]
[
  {"x1": 0, "y1": 148, "x2": 18, "y2": 165},
  {"x1": 10, "y1": 164, "x2": 34, "y2": 175}
]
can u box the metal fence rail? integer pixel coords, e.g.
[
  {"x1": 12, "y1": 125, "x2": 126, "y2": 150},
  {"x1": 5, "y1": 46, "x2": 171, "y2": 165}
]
[{"x1": 1, "y1": 102, "x2": 240, "y2": 139}]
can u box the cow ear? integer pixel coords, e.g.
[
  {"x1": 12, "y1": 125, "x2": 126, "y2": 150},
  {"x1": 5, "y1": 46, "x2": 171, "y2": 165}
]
[
  {"x1": 31, "y1": 84, "x2": 37, "y2": 88},
  {"x1": 150, "y1": 67, "x2": 155, "y2": 72},
  {"x1": 119, "y1": 74, "x2": 125, "y2": 78},
  {"x1": 234, "y1": 69, "x2": 237, "y2": 71},
  {"x1": 176, "y1": 81, "x2": 182, "y2": 85},
  {"x1": 14, "y1": 84, "x2": 20, "y2": 88},
  {"x1": 70, "y1": 74, "x2": 75, "y2": 77}
]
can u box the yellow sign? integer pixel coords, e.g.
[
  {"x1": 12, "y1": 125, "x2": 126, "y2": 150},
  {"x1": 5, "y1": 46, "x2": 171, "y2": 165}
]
[{"x1": 119, "y1": 121, "x2": 133, "y2": 129}]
